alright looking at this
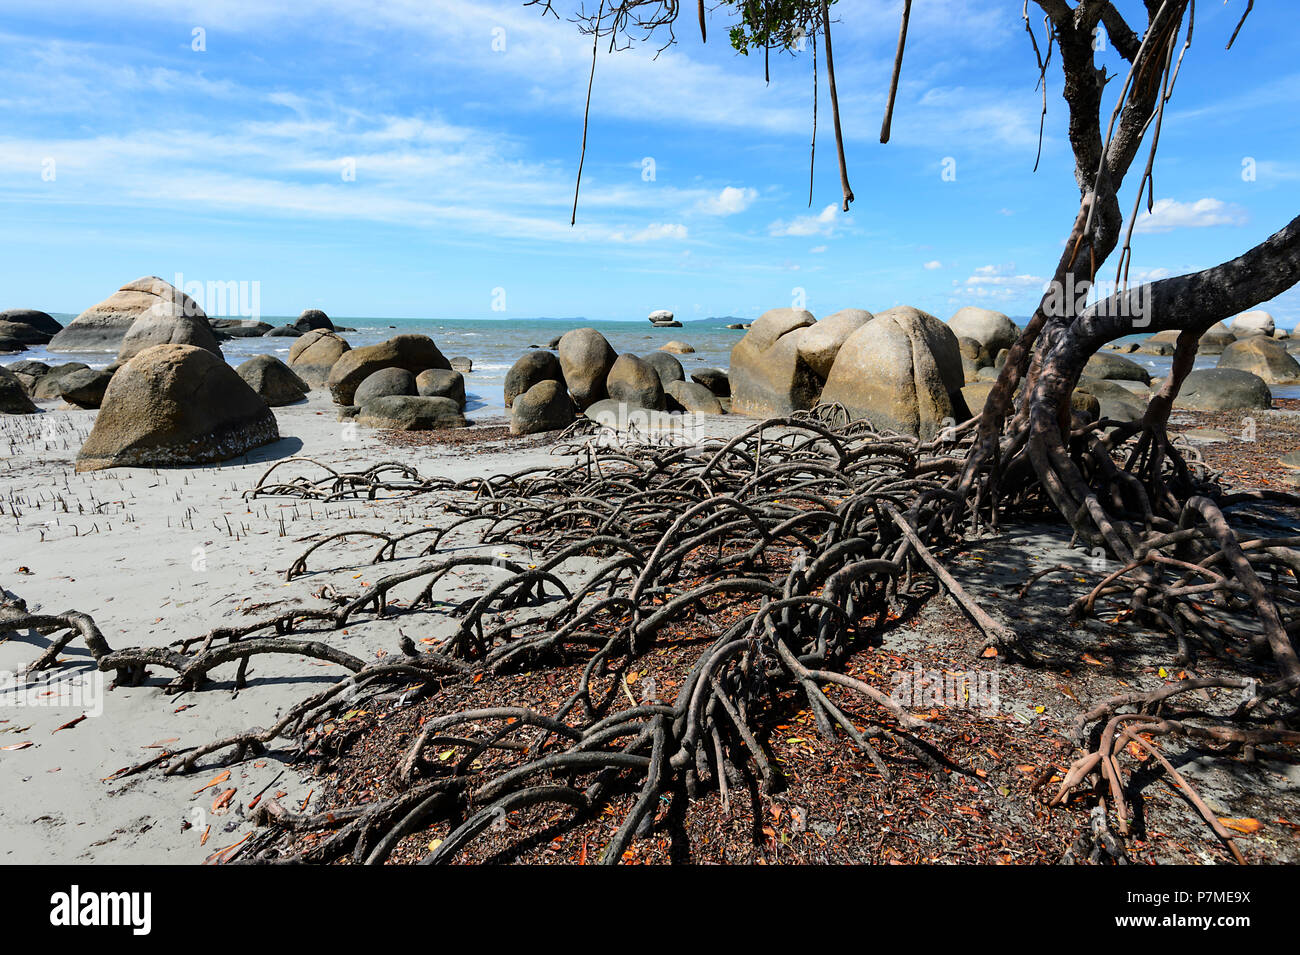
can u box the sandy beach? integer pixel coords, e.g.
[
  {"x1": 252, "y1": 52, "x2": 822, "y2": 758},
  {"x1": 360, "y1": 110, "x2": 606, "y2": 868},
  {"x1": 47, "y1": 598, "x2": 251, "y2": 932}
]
[
  {"x1": 4, "y1": 384, "x2": 1297, "y2": 864},
  {"x1": 0, "y1": 392, "x2": 592, "y2": 863}
]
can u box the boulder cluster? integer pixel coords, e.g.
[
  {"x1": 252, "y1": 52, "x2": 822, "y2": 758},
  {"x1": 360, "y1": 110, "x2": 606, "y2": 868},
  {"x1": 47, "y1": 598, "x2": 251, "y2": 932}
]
[
  {"x1": 322, "y1": 333, "x2": 468, "y2": 429},
  {"x1": 730, "y1": 305, "x2": 974, "y2": 438},
  {"x1": 2, "y1": 276, "x2": 471, "y2": 471},
  {"x1": 504, "y1": 328, "x2": 727, "y2": 435}
]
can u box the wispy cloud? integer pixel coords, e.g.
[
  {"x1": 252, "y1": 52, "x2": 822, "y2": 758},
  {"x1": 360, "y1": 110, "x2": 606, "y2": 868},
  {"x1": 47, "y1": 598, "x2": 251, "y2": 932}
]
[
  {"x1": 1133, "y1": 198, "x2": 1248, "y2": 234},
  {"x1": 769, "y1": 203, "x2": 841, "y2": 238}
]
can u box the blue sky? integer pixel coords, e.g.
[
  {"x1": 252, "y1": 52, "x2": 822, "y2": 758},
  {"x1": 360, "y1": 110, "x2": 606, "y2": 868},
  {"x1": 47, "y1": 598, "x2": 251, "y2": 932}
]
[{"x1": 0, "y1": 0, "x2": 1296, "y2": 326}]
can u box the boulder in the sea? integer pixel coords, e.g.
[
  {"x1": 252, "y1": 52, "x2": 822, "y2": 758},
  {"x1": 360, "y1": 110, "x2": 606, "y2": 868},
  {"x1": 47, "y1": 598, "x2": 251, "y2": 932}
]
[
  {"x1": 449, "y1": 356, "x2": 472, "y2": 373},
  {"x1": 660, "y1": 341, "x2": 695, "y2": 354},
  {"x1": 0, "y1": 366, "x2": 37, "y2": 414},
  {"x1": 1217, "y1": 336, "x2": 1300, "y2": 384},
  {"x1": 263, "y1": 324, "x2": 304, "y2": 338},
  {"x1": 211, "y1": 319, "x2": 273, "y2": 338},
  {"x1": 1173, "y1": 368, "x2": 1272, "y2": 412},
  {"x1": 606, "y1": 354, "x2": 666, "y2": 411},
  {"x1": 357, "y1": 395, "x2": 466, "y2": 430},
  {"x1": 327, "y1": 334, "x2": 451, "y2": 405},
  {"x1": 294, "y1": 309, "x2": 334, "y2": 332},
  {"x1": 0, "y1": 309, "x2": 61, "y2": 348},
  {"x1": 510, "y1": 380, "x2": 575, "y2": 435},
  {"x1": 820, "y1": 306, "x2": 966, "y2": 438},
  {"x1": 729, "y1": 307, "x2": 819, "y2": 416},
  {"x1": 236, "y1": 355, "x2": 310, "y2": 406},
  {"x1": 505, "y1": 351, "x2": 564, "y2": 408},
  {"x1": 416, "y1": 369, "x2": 466, "y2": 406},
  {"x1": 557, "y1": 328, "x2": 618, "y2": 410},
  {"x1": 289, "y1": 329, "x2": 351, "y2": 386},
  {"x1": 76, "y1": 344, "x2": 279, "y2": 472}
]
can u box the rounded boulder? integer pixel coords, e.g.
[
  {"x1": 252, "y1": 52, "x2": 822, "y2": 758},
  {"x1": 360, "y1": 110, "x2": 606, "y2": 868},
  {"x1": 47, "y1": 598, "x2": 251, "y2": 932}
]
[{"x1": 76, "y1": 344, "x2": 279, "y2": 472}]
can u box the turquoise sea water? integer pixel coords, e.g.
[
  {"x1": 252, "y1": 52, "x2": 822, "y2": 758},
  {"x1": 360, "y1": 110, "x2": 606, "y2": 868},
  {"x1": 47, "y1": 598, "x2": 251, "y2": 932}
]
[{"x1": 5, "y1": 318, "x2": 1297, "y2": 417}]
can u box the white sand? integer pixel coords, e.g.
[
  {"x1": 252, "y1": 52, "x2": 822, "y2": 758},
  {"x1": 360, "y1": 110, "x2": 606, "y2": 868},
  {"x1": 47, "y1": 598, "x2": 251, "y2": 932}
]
[{"x1": 0, "y1": 390, "x2": 582, "y2": 863}]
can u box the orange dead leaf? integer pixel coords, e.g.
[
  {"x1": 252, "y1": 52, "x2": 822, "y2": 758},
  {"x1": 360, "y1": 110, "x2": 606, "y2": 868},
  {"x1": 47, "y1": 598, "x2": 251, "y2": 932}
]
[
  {"x1": 1219, "y1": 818, "x2": 1263, "y2": 834},
  {"x1": 193, "y1": 770, "x2": 231, "y2": 793}
]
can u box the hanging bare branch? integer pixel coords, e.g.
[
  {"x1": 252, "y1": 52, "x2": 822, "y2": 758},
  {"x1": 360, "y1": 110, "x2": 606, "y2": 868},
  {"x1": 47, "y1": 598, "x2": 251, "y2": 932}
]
[{"x1": 879, "y1": 0, "x2": 913, "y2": 144}]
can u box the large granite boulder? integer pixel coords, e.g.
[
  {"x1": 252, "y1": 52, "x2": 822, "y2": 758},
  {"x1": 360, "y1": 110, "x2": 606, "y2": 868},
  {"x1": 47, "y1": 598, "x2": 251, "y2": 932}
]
[
  {"x1": 326, "y1": 334, "x2": 450, "y2": 405},
  {"x1": 691, "y1": 368, "x2": 730, "y2": 397},
  {"x1": 606, "y1": 354, "x2": 666, "y2": 411},
  {"x1": 1084, "y1": 352, "x2": 1151, "y2": 384},
  {"x1": 49, "y1": 277, "x2": 203, "y2": 353},
  {"x1": 76, "y1": 345, "x2": 279, "y2": 472},
  {"x1": 820, "y1": 306, "x2": 965, "y2": 438},
  {"x1": 947, "y1": 307, "x2": 1018, "y2": 357},
  {"x1": 354, "y1": 367, "x2": 417, "y2": 406},
  {"x1": 1173, "y1": 369, "x2": 1272, "y2": 411},
  {"x1": 557, "y1": 328, "x2": 618, "y2": 410},
  {"x1": 236, "y1": 355, "x2": 310, "y2": 406},
  {"x1": 295, "y1": 309, "x2": 334, "y2": 332},
  {"x1": 666, "y1": 380, "x2": 724, "y2": 415},
  {"x1": 58, "y1": 366, "x2": 118, "y2": 409},
  {"x1": 660, "y1": 341, "x2": 695, "y2": 354},
  {"x1": 642, "y1": 350, "x2": 685, "y2": 389},
  {"x1": 357, "y1": 395, "x2": 465, "y2": 431},
  {"x1": 0, "y1": 309, "x2": 61, "y2": 348},
  {"x1": 1230, "y1": 310, "x2": 1275, "y2": 338},
  {"x1": 505, "y1": 351, "x2": 563, "y2": 408},
  {"x1": 729, "y1": 307, "x2": 819, "y2": 416},
  {"x1": 510, "y1": 380, "x2": 576, "y2": 435},
  {"x1": 118, "y1": 305, "x2": 222, "y2": 363},
  {"x1": 289, "y1": 329, "x2": 350, "y2": 386},
  {"x1": 0, "y1": 366, "x2": 37, "y2": 414},
  {"x1": 1217, "y1": 336, "x2": 1300, "y2": 384},
  {"x1": 796, "y1": 308, "x2": 873, "y2": 380},
  {"x1": 416, "y1": 369, "x2": 466, "y2": 406}
]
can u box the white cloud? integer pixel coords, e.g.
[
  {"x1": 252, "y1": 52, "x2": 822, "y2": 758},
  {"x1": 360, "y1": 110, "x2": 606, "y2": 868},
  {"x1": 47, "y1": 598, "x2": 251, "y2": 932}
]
[
  {"x1": 696, "y1": 185, "x2": 757, "y2": 216},
  {"x1": 769, "y1": 203, "x2": 841, "y2": 238},
  {"x1": 923, "y1": 260, "x2": 943, "y2": 270},
  {"x1": 1133, "y1": 198, "x2": 1247, "y2": 234},
  {"x1": 617, "y1": 222, "x2": 689, "y2": 242},
  {"x1": 809, "y1": 245, "x2": 827, "y2": 254},
  {"x1": 957, "y1": 263, "x2": 1046, "y2": 301}
]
